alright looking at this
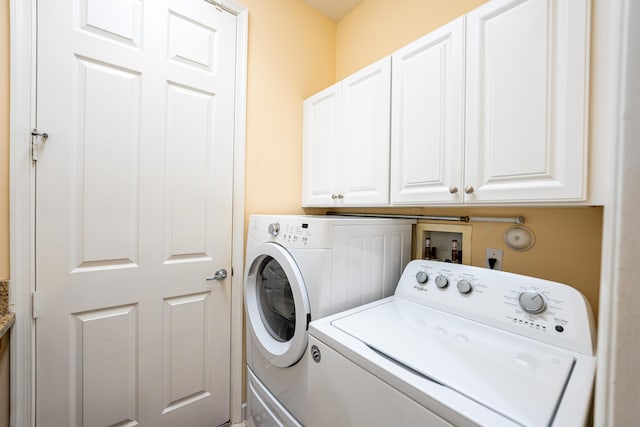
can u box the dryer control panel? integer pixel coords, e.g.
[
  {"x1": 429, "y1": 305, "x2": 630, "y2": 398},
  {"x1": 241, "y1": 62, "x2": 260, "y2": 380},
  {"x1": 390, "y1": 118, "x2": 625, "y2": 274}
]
[
  {"x1": 394, "y1": 260, "x2": 596, "y2": 356},
  {"x1": 247, "y1": 215, "x2": 415, "y2": 250},
  {"x1": 247, "y1": 215, "x2": 330, "y2": 248}
]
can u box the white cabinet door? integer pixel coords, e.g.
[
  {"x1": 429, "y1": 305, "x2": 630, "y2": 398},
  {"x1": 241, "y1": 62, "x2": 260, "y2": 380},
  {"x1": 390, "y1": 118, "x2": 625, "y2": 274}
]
[
  {"x1": 338, "y1": 57, "x2": 391, "y2": 205},
  {"x1": 302, "y1": 58, "x2": 391, "y2": 207},
  {"x1": 390, "y1": 17, "x2": 465, "y2": 204},
  {"x1": 302, "y1": 83, "x2": 341, "y2": 206},
  {"x1": 464, "y1": 0, "x2": 590, "y2": 203}
]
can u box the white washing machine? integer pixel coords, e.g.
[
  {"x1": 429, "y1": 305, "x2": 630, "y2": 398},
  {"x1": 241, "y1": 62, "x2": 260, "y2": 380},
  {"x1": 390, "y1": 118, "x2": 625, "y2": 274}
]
[
  {"x1": 308, "y1": 260, "x2": 597, "y2": 427},
  {"x1": 244, "y1": 215, "x2": 415, "y2": 427}
]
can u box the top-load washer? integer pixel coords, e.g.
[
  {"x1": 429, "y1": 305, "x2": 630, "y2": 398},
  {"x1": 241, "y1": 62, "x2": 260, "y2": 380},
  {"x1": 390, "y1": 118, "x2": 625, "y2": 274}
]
[
  {"x1": 308, "y1": 259, "x2": 597, "y2": 427},
  {"x1": 244, "y1": 215, "x2": 415, "y2": 427}
]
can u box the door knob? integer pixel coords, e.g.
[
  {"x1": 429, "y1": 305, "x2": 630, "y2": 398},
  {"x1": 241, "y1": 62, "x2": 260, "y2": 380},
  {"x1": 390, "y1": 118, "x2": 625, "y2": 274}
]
[{"x1": 206, "y1": 269, "x2": 228, "y2": 281}]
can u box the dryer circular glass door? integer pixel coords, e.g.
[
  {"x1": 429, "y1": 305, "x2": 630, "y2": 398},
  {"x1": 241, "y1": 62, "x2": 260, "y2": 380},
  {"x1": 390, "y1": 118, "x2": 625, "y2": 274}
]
[{"x1": 245, "y1": 242, "x2": 311, "y2": 367}]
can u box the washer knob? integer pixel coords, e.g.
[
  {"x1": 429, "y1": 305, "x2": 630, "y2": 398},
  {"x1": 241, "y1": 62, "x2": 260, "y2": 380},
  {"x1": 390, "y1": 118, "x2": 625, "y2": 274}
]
[
  {"x1": 435, "y1": 275, "x2": 449, "y2": 288},
  {"x1": 415, "y1": 271, "x2": 428, "y2": 284},
  {"x1": 457, "y1": 279, "x2": 472, "y2": 294},
  {"x1": 518, "y1": 291, "x2": 546, "y2": 314}
]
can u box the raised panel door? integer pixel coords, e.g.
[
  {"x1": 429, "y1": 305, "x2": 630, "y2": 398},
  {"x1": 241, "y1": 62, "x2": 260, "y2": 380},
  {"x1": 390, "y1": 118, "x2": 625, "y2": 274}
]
[
  {"x1": 35, "y1": 0, "x2": 236, "y2": 425},
  {"x1": 464, "y1": 0, "x2": 590, "y2": 203},
  {"x1": 302, "y1": 83, "x2": 341, "y2": 206},
  {"x1": 338, "y1": 57, "x2": 391, "y2": 206},
  {"x1": 390, "y1": 17, "x2": 465, "y2": 204}
]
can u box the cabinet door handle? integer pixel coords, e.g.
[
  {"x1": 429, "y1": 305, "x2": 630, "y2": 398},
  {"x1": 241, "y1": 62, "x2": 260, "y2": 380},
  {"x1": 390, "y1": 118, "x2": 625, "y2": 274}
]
[
  {"x1": 337, "y1": 194, "x2": 344, "y2": 200},
  {"x1": 464, "y1": 186, "x2": 475, "y2": 194},
  {"x1": 331, "y1": 194, "x2": 338, "y2": 200},
  {"x1": 449, "y1": 186, "x2": 459, "y2": 194}
]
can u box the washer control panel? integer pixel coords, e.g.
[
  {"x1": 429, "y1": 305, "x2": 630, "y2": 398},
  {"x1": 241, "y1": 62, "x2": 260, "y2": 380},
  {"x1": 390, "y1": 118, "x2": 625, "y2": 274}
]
[{"x1": 396, "y1": 260, "x2": 595, "y2": 355}]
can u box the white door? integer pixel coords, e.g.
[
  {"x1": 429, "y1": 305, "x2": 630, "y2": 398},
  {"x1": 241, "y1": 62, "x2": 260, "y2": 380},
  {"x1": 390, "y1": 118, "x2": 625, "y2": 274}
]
[
  {"x1": 464, "y1": 0, "x2": 590, "y2": 203},
  {"x1": 35, "y1": 0, "x2": 237, "y2": 426},
  {"x1": 390, "y1": 17, "x2": 465, "y2": 205}
]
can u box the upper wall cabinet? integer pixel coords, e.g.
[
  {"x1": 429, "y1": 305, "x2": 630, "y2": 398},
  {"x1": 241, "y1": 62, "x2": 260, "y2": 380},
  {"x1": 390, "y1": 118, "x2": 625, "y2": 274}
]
[
  {"x1": 390, "y1": 17, "x2": 465, "y2": 204},
  {"x1": 304, "y1": 0, "x2": 590, "y2": 207},
  {"x1": 302, "y1": 57, "x2": 391, "y2": 207},
  {"x1": 464, "y1": 0, "x2": 590, "y2": 203},
  {"x1": 391, "y1": 0, "x2": 590, "y2": 205}
]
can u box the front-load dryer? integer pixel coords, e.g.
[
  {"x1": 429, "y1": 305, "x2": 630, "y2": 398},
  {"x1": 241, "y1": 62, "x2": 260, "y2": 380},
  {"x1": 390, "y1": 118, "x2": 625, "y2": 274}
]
[{"x1": 244, "y1": 215, "x2": 414, "y2": 427}]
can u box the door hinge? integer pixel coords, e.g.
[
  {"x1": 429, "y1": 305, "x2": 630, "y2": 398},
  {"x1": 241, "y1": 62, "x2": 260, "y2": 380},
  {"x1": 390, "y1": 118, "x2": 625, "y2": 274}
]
[
  {"x1": 31, "y1": 291, "x2": 39, "y2": 319},
  {"x1": 31, "y1": 129, "x2": 48, "y2": 161}
]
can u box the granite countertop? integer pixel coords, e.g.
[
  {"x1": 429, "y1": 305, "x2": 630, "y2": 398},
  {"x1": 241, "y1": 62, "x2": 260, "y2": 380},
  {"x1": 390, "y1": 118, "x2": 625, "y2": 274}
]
[
  {"x1": 0, "y1": 281, "x2": 14, "y2": 338},
  {"x1": 0, "y1": 314, "x2": 14, "y2": 338}
]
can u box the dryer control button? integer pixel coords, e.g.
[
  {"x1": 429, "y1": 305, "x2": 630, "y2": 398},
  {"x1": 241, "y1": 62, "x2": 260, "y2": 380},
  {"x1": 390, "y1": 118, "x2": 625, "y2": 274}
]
[
  {"x1": 457, "y1": 280, "x2": 472, "y2": 294},
  {"x1": 415, "y1": 271, "x2": 428, "y2": 284}
]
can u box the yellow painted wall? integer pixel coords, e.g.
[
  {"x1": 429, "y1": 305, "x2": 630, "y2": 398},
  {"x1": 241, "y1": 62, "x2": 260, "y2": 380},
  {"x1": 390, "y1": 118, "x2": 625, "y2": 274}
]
[
  {"x1": 242, "y1": 0, "x2": 335, "y2": 220},
  {"x1": 336, "y1": 0, "x2": 489, "y2": 79},
  {"x1": 0, "y1": 0, "x2": 9, "y2": 281}
]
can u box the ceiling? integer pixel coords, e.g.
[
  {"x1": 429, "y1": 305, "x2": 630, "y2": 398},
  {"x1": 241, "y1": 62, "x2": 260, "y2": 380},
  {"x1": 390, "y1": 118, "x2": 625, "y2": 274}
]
[{"x1": 303, "y1": 0, "x2": 365, "y2": 21}]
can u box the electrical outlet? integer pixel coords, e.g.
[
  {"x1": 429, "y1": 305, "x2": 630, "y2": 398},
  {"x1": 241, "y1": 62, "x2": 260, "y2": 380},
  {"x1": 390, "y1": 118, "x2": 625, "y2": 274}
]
[{"x1": 486, "y1": 248, "x2": 503, "y2": 270}]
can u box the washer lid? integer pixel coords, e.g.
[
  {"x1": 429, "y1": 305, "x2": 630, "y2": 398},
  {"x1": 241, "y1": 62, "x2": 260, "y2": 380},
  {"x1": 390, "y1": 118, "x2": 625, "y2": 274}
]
[{"x1": 332, "y1": 299, "x2": 575, "y2": 427}]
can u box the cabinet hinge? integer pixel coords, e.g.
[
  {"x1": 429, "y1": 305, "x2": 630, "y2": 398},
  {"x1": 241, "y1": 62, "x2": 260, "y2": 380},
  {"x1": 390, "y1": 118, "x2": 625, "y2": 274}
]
[
  {"x1": 31, "y1": 291, "x2": 39, "y2": 319},
  {"x1": 31, "y1": 129, "x2": 48, "y2": 161}
]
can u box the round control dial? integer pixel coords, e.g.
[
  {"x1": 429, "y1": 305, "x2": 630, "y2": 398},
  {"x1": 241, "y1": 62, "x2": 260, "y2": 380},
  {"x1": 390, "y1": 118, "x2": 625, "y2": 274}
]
[
  {"x1": 518, "y1": 291, "x2": 546, "y2": 314},
  {"x1": 457, "y1": 279, "x2": 472, "y2": 294},
  {"x1": 415, "y1": 271, "x2": 428, "y2": 284},
  {"x1": 435, "y1": 275, "x2": 449, "y2": 289},
  {"x1": 268, "y1": 223, "x2": 280, "y2": 237}
]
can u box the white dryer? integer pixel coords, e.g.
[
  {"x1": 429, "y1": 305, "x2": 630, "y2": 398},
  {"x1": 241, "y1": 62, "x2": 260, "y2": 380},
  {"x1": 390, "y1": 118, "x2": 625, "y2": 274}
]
[
  {"x1": 244, "y1": 215, "x2": 414, "y2": 427},
  {"x1": 308, "y1": 260, "x2": 597, "y2": 427}
]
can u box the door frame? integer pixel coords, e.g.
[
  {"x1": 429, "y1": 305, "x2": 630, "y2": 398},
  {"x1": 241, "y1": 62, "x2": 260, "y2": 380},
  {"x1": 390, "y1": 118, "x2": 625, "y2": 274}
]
[
  {"x1": 8, "y1": 1, "x2": 248, "y2": 426},
  {"x1": 593, "y1": 1, "x2": 640, "y2": 425}
]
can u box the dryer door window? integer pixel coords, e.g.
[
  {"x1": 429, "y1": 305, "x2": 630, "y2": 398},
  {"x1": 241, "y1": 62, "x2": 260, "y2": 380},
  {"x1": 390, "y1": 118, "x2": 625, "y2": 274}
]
[
  {"x1": 257, "y1": 256, "x2": 295, "y2": 342},
  {"x1": 245, "y1": 242, "x2": 311, "y2": 367}
]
